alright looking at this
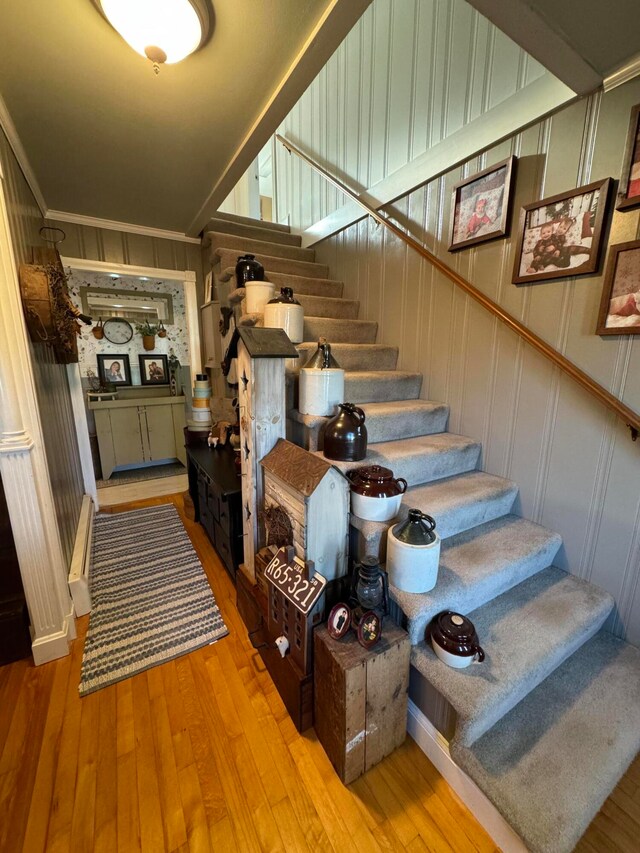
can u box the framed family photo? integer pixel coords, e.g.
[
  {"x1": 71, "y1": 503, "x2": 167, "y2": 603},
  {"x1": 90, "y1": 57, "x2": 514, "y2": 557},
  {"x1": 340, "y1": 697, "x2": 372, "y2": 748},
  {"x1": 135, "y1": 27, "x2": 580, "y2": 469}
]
[
  {"x1": 512, "y1": 178, "x2": 611, "y2": 285},
  {"x1": 97, "y1": 354, "x2": 131, "y2": 386},
  {"x1": 617, "y1": 104, "x2": 640, "y2": 212},
  {"x1": 139, "y1": 353, "x2": 169, "y2": 385},
  {"x1": 596, "y1": 240, "x2": 640, "y2": 335},
  {"x1": 448, "y1": 156, "x2": 516, "y2": 252}
]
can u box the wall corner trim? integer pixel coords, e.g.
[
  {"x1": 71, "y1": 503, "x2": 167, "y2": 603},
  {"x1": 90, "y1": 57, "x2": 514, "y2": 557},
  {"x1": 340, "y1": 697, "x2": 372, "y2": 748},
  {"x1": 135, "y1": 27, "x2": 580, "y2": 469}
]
[{"x1": 604, "y1": 53, "x2": 640, "y2": 92}]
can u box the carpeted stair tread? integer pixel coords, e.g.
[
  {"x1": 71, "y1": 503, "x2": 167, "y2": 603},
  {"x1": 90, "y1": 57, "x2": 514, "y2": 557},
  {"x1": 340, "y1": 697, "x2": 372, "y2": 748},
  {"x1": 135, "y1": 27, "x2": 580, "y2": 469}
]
[
  {"x1": 294, "y1": 344, "x2": 398, "y2": 371},
  {"x1": 206, "y1": 211, "x2": 291, "y2": 233},
  {"x1": 304, "y1": 316, "x2": 378, "y2": 344},
  {"x1": 221, "y1": 267, "x2": 344, "y2": 299},
  {"x1": 411, "y1": 567, "x2": 614, "y2": 747},
  {"x1": 295, "y1": 293, "x2": 360, "y2": 320},
  {"x1": 450, "y1": 631, "x2": 640, "y2": 853},
  {"x1": 343, "y1": 370, "x2": 423, "y2": 401},
  {"x1": 203, "y1": 217, "x2": 301, "y2": 246},
  {"x1": 206, "y1": 232, "x2": 315, "y2": 263},
  {"x1": 290, "y1": 400, "x2": 449, "y2": 448},
  {"x1": 213, "y1": 248, "x2": 329, "y2": 280},
  {"x1": 350, "y1": 470, "x2": 520, "y2": 561},
  {"x1": 318, "y1": 432, "x2": 481, "y2": 487}
]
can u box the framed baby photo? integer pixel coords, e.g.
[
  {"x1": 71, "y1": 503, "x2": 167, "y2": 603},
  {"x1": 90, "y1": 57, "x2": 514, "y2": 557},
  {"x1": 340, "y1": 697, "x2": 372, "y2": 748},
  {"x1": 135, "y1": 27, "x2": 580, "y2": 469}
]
[
  {"x1": 139, "y1": 353, "x2": 169, "y2": 385},
  {"x1": 448, "y1": 156, "x2": 516, "y2": 252},
  {"x1": 512, "y1": 178, "x2": 611, "y2": 285},
  {"x1": 97, "y1": 354, "x2": 131, "y2": 386},
  {"x1": 596, "y1": 240, "x2": 640, "y2": 336},
  {"x1": 617, "y1": 104, "x2": 640, "y2": 212}
]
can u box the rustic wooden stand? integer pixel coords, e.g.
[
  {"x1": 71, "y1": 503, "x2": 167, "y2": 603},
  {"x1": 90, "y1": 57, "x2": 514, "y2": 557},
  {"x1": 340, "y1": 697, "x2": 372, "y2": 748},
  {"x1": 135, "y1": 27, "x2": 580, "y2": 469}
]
[{"x1": 314, "y1": 623, "x2": 410, "y2": 784}]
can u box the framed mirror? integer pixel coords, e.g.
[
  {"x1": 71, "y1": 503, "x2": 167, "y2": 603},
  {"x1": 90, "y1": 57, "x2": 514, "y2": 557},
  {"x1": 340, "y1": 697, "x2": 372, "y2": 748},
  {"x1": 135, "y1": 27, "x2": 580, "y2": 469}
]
[{"x1": 80, "y1": 286, "x2": 174, "y2": 324}]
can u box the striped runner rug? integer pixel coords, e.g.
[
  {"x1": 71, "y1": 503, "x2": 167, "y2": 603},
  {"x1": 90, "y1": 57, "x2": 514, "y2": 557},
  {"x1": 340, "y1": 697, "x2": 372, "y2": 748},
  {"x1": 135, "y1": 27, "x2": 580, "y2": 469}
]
[{"x1": 79, "y1": 503, "x2": 228, "y2": 696}]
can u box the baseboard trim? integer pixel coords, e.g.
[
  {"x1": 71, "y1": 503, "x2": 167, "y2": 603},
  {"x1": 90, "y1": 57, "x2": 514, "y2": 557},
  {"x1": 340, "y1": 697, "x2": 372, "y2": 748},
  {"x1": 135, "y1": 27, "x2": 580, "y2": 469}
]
[
  {"x1": 30, "y1": 602, "x2": 76, "y2": 665},
  {"x1": 68, "y1": 495, "x2": 94, "y2": 616},
  {"x1": 407, "y1": 699, "x2": 528, "y2": 853}
]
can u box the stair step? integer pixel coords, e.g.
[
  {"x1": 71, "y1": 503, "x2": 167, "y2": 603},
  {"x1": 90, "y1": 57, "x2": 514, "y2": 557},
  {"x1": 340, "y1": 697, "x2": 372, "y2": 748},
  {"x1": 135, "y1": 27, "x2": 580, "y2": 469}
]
[
  {"x1": 208, "y1": 211, "x2": 291, "y2": 233},
  {"x1": 319, "y1": 433, "x2": 481, "y2": 488},
  {"x1": 290, "y1": 400, "x2": 449, "y2": 452},
  {"x1": 343, "y1": 370, "x2": 423, "y2": 401},
  {"x1": 351, "y1": 470, "x2": 520, "y2": 562},
  {"x1": 206, "y1": 232, "x2": 315, "y2": 263},
  {"x1": 411, "y1": 567, "x2": 613, "y2": 747},
  {"x1": 296, "y1": 294, "x2": 359, "y2": 320},
  {"x1": 204, "y1": 217, "x2": 301, "y2": 246},
  {"x1": 304, "y1": 316, "x2": 378, "y2": 344},
  {"x1": 295, "y1": 344, "x2": 398, "y2": 372},
  {"x1": 221, "y1": 267, "x2": 344, "y2": 299},
  {"x1": 451, "y1": 631, "x2": 640, "y2": 853},
  {"x1": 213, "y1": 248, "x2": 329, "y2": 280}
]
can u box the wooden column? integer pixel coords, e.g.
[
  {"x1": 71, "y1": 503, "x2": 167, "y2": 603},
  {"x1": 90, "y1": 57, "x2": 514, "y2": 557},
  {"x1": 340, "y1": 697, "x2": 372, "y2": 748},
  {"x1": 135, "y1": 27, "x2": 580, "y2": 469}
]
[{"x1": 236, "y1": 327, "x2": 299, "y2": 580}]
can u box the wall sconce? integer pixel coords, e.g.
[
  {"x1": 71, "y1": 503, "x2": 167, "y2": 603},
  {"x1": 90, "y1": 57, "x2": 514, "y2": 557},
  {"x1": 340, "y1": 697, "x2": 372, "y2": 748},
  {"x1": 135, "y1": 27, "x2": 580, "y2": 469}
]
[{"x1": 94, "y1": 0, "x2": 212, "y2": 74}]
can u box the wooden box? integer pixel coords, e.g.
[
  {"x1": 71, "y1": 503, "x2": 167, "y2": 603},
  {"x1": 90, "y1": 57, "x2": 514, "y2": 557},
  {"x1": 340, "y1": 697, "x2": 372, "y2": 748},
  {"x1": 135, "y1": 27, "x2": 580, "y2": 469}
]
[{"x1": 314, "y1": 623, "x2": 410, "y2": 784}]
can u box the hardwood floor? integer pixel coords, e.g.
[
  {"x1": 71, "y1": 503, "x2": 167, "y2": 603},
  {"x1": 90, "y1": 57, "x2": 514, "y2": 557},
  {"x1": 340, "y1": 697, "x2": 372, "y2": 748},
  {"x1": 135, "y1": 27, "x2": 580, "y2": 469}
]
[{"x1": 0, "y1": 493, "x2": 638, "y2": 852}]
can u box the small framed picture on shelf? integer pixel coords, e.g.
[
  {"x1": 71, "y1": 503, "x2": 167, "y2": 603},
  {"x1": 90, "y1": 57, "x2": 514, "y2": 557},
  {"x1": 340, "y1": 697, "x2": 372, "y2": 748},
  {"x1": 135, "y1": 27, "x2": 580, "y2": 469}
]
[
  {"x1": 512, "y1": 178, "x2": 611, "y2": 285},
  {"x1": 327, "y1": 603, "x2": 351, "y2": 640},
  {"x1": 96, "y1": 354, "x2": 131, "y2": 386},
  {"x1": 596, "y1": 240, "x2": 640, "y2": 335},
  {"x1": 139, "y1": 353, "x2": 169, "y2": 385},
  {"x1": 448, "y1": 155, "x2": 516, "y2": 252},
  {"x1": 617, "y1": 104, "x2": 640, "y2": 212}
]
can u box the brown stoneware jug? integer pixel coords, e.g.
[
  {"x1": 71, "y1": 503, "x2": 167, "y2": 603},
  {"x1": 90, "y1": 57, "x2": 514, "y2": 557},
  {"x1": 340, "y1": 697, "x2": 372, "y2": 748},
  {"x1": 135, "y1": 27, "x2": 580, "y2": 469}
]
[{"x1": 323, "y1": 403, "x2": 367, "y2": 462}]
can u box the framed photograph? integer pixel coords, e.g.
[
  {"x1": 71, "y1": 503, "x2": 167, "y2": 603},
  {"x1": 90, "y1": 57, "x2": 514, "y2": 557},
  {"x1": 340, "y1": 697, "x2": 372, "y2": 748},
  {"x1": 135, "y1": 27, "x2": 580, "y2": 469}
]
[
  {"x1": 448, "y1": 156, "x2": 516, "y2": 252},
  {"x1": 512, "y1": 178, "x2": 611, "y2": 285},
  {"x1": 596, "y1": 240, "x2": 640, "y2": 335},
  {"x1": 138, "y1": 353, "x2": 169, "y2": 385},
  {"x1": 97, "y1": 354, "x2": 131, "y2": 386},
  {"x1": 327, "y1": 603, "x2": 351, "y2": 640},
  {"x1": 357, "y1": 610, "x2": 381, "y2": 649},
  {"x1": 617, "y1": 104, "x2": 640, "y2": 212}
]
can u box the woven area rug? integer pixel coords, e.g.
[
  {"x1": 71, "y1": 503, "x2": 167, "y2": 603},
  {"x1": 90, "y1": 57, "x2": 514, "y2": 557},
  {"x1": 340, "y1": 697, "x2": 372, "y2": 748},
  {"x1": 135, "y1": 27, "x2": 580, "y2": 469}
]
[{"x1": 79, "y1": 504, "x2": 228, "y2": 696}]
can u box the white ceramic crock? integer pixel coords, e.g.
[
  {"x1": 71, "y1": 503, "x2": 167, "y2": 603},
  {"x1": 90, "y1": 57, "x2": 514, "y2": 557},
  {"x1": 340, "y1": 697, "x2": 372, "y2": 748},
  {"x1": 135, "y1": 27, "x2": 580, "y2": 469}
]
[
  {"x1": 350, "y1": 491, "x2": 403, "y2": 522},
  {"x1": 263, "y1": 302, "x2": 304, "y2": 344},
  {"x1": 431, "y1": 640, "x2": 479, "y2": 668},
  {"x1": 245, "y1": 281, "x2": 275, "y2": 314},
  {"x1": 386, "y1": 526, "x2": 441, "y2": 593},
  {"x1": 299, "y1": 368, "x2": 345, "y2": 416}
]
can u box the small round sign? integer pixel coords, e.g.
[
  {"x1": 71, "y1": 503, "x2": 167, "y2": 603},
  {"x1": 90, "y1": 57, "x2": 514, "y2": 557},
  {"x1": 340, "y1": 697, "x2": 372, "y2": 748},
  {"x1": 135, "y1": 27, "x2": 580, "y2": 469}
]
[
  {"x1": 327, "y1": 603, "x2": 351, "y2": 640},
  {"x1": 357, "y1": 610, "x2": 382, "y2": 649}
]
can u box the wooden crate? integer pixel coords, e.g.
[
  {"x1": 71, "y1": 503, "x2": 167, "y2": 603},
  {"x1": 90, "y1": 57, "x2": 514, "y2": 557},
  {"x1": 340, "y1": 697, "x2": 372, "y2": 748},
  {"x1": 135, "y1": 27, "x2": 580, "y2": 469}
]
[{"x1": 314, "y1": 623, "x2": 410, "y2": 784}]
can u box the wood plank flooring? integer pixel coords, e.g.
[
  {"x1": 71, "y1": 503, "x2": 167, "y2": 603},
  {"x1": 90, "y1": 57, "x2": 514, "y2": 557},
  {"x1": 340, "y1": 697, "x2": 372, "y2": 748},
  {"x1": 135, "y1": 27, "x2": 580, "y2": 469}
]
[{"x1": 1, "y1": 492, "x2": 638, "y2": 852}]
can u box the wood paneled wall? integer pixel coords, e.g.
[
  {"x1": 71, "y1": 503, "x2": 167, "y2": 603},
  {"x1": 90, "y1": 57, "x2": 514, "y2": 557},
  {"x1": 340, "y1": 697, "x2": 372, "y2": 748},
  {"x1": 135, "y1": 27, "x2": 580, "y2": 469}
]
[
  {"x1": 310, "y1": 80, "x2": 640, "y2": 645},
  {"x1": 0, "y1": 128, "x2": 84, "y2": 569}
]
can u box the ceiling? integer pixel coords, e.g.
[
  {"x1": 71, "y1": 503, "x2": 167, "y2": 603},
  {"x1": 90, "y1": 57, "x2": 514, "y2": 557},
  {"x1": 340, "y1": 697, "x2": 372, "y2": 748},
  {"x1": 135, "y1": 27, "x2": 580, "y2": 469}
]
[
  {"x1": 0, "y1": 0, "x2": 364, "y2": 234},
  {"x1": 1, "y1": 0, "x2": 638, "y2": 237}
]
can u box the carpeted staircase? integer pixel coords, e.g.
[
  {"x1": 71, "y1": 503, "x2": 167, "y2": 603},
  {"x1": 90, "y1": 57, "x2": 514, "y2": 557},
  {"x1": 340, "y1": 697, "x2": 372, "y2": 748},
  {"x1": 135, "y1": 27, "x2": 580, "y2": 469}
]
[{"x1": 203, "y1": 212, "x2": 640, "y2": 853}]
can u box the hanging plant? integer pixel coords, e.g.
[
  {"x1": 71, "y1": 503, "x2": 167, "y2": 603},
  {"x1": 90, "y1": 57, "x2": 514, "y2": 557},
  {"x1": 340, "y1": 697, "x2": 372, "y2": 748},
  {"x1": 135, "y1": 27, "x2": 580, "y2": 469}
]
[{"x1": 135, "y1": 321, "x2": 158, "y2": 351}]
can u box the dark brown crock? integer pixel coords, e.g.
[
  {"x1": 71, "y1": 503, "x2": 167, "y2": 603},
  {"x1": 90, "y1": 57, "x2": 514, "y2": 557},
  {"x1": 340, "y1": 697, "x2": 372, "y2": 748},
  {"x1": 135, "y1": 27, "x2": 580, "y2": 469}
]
[
  {"x1": 429, "y1": 611, "x2": 485, "y2": 660},
  {"x1": 323, "y1": 403, "x2": 367, "y2": 462},
  {"x1": 347, "y1": 465, "x2": 407, "y2": 498}
]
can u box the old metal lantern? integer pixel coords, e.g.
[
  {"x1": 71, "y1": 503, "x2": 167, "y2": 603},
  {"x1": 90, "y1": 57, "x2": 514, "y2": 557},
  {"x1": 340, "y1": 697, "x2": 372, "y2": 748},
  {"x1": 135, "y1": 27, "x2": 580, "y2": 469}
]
[{"x1": 350, "y1": 555, "x2": 389, "y2": 624}]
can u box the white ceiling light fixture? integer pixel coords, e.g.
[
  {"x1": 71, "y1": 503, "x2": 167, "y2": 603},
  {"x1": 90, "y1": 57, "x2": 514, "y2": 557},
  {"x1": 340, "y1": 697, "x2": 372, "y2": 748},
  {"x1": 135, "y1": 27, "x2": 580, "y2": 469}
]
[{"x1": 95, "y1": 0, "x2": 212, "y2": 74}]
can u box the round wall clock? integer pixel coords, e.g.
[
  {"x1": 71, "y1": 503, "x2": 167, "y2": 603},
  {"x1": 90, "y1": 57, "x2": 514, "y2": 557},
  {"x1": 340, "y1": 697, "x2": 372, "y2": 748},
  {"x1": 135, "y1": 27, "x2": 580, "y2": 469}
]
[{"x1": 103, "y1": 317, "x2": 133, "y2": 344}]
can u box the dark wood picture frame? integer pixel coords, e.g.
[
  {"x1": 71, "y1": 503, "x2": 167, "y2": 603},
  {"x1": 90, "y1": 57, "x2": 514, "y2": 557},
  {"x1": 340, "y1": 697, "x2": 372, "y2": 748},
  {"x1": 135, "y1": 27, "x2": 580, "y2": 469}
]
[
  {"x1": 96, "y1": 353, "x2": 131, "y2": 386},
  {"x1": 617, "y1": 104, "x2": 640, "y2": 212},
  {"x1": 512, "y1": 178, "x2": 611, "y2": 285},
  {"x1": 596, "y1": 239, "x2": 640, "y2": 336},
  {"x1": 448, "y1": 155, "x2": 516, "y2": 252},
  {"x1": 138, "y1": 353, "x2": 169, "y2": 385}
]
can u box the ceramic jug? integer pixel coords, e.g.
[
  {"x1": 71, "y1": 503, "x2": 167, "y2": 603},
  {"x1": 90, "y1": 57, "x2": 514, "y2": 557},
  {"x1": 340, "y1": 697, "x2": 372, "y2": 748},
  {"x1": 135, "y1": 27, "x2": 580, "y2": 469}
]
[
  {"x1": 323, "y1": 403, "x2": 367, "y2": 461},
  {"x1": 263, "y1": 287, "x2": 304, "y2": 343},
  {"x1": 299, "y1": 338, "x2": 345, "y2": 416},
  {"x1": 235, "y1": 254, "x2": 265, "y2": 288},
  {"x1": 347, "y1": 465, "x2": 407, "y2": 521},
  {"x1": 387, "y1": 509, "x2": 441, "y2": 593}
]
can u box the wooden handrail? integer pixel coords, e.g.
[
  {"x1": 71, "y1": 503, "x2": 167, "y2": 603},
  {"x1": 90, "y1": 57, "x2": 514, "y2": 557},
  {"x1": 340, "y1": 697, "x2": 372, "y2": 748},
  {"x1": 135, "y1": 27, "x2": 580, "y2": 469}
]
[{"x1": 276, "y1": 133, "x2": 640, "y2": 441}]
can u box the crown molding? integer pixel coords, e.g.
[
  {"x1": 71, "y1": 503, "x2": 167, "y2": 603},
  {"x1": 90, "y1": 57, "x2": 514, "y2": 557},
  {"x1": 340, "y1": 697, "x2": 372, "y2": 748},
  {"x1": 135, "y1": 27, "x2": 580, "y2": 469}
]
[
  {"x1": 60, "y1": 255, "x2": 195, "y2": 282},
  {"x1": 46, "y1": 209, "x2": 201, "y2": 245},
  {"x1": 0, "y1": 93, "x2": 47, "y2": 215},
  {"x1": 604, "y1": 53, "x2": 640, "y2": 92}
]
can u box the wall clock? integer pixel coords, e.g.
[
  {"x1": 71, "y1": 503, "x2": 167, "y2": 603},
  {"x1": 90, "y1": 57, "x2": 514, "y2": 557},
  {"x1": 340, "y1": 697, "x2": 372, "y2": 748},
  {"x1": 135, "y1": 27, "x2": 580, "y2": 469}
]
[{"x1": 103, "y1": 317, "x2": 133, "y2": 344}]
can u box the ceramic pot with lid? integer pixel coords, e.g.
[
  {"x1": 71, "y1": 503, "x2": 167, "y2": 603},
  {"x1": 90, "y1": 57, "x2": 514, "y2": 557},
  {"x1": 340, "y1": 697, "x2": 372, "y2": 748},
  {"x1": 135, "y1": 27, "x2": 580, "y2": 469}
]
[
  {"x1": 323, "y1": 403, "x2": 367, "y2": 462},
  {"x1": 263, "y1": 287, "x2": 304, "y2": 343},
  {"x1": 428, "y1": 611, "x2": 485, "y2": 669},
  {"x1": 348, "y1": 464, "x2": 407, "y2": 521},
  {"x1": 235, "y1": 254, "x2": 265, "y2": 288},
  {"x1": 387, "y1": 509, "x2": 441, "y2": 593},
  {"x1": 299, "y1": 338, "x2": 345, "y2": 416}
]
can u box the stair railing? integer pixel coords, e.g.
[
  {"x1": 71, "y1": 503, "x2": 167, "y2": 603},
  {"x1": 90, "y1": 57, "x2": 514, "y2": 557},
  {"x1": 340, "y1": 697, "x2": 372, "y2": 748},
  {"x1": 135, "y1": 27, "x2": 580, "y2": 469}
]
[{"x1": 276, "y1": 133, "x2": 640, "y2": 441}]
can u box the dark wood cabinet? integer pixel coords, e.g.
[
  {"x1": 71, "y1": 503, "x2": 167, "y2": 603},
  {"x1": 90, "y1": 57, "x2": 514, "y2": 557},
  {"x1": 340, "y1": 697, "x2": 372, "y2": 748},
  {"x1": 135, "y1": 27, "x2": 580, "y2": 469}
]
[{"x1": 186, "y1": 446, "x2": 243, "y2": 581}]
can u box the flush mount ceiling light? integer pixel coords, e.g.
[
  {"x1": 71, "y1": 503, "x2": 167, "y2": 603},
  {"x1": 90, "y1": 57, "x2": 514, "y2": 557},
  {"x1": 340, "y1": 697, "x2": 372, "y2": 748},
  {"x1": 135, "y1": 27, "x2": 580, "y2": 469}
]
[{"x1": 95, "y1": 0, "x2": 212, "y2": 74}]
